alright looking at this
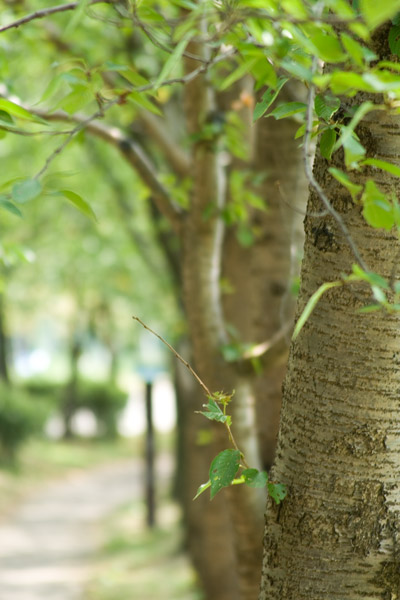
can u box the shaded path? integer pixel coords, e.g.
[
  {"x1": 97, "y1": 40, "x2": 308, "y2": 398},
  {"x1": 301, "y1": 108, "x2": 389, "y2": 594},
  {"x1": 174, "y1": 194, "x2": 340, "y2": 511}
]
[{"x1": 0, "y1": 457, "x2": 170, "y2": 599}]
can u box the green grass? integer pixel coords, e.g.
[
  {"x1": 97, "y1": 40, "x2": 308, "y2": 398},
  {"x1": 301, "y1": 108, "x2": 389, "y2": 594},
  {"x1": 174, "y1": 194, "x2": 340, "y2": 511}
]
[{"x1": 86, "y1": 501, "x2": 204, "y2": 600}]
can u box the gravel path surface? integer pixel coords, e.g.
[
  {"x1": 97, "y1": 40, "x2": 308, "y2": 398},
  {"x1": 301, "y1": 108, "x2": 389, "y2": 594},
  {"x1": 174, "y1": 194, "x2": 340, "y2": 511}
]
[{"x1": 0, "y1": 458, "x2": 150, "y2": 600}]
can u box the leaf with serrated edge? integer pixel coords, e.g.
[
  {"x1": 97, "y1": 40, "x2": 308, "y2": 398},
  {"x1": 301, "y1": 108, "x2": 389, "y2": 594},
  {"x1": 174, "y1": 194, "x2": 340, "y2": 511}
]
[{"x1": 198, "y1": 398, "x2": 228, "y2": 424}]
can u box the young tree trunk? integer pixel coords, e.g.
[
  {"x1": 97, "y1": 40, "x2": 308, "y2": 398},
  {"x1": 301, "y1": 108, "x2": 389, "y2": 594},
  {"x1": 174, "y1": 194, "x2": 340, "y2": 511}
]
[
  {"x1": 260, "y1": 27, "x2": 400, "y2": 599},
  {"x1": 0, "y1": 295, "x2": 10, "y2": 384},
  {"x1": 63, "y1": 335, "x2": 81, "y2": 438}
]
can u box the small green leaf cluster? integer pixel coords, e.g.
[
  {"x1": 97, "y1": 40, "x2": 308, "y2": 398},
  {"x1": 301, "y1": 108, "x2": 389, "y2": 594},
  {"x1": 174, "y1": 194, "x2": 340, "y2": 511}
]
[
  {"x1": 195, "y1": 392, "x2": 286, "y2": 503},
  {"x1": 194, "y1": 448, "x2": 286, "y2": 503}
]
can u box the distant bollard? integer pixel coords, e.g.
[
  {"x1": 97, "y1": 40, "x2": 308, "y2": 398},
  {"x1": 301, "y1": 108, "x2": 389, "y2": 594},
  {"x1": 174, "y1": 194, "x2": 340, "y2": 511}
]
[{"x1": 145, "y1": 380, "x2": 155, "y2": 528}]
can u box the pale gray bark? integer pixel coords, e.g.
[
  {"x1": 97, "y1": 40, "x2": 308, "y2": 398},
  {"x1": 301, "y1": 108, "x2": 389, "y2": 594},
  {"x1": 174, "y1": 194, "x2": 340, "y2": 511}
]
[{"x1": 260, "y1": 38, "x2": 400, "y2": 598}]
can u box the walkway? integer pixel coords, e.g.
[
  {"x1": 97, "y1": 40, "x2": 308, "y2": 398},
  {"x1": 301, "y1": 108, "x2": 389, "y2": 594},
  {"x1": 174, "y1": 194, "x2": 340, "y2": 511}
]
[{"x1": 0, "y1": 458, "x2": 154, "y2": 599}]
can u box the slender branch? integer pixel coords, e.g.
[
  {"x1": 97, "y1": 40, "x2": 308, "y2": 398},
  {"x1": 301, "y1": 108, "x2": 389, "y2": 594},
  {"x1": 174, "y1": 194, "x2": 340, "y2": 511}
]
[
  {"x1": 241, "y1": 10, "x2": 363, "y2": 26},
  {"x1": 132, "y1": 316, "x2": 212, "y2": 397},
  {"x1": 242, "y1": 321, "x2": 292, "y2": 361},
  {"x1": 0, "y1": 0, "x2": 114, "y2": 34},
  {"x1": 132, "y1": 3, "x2": 208, "y2": 65},
  {"x1": 276, "y1": 181, "x2": 328, "y2": 219},
  {"x1": 132, "y1": 315, "x2": 251, "y2": 470},
  {"x1": 138, "y1": 111, "x2": 191, "y2": 178},
  {"x1": 35, "y1": 107, "x2": 183, "y2": 232},
  {"x1": 33, "y1": 98, "x2": 120, "y2": 180},
  {"x1": 303, "y1": 52, "x2": 369, "y2": 271},
  {"x1": 0, "y1": 124, "x2": 73, "y2": 137}
]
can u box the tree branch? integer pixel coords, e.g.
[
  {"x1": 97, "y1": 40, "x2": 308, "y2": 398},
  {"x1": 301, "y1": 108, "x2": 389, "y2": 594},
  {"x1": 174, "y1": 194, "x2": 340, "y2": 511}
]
[
  {"x1": 137, "y1": 110, "x2": 191, "y2": 178},
  {"x1": 41, "y1": 109, "x2": 183, "y2": 233},
  {"x1": 242, "y1": 321, "x2": 292, "y2": 369},
  {"x1": 0, "y1": 0, "x2": 114, "y2": 34}
]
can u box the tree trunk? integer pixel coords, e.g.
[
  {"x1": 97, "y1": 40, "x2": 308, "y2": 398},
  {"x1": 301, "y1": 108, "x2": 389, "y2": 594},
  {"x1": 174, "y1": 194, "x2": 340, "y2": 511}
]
[
  {"x1": 0, "y1": 294, "x2": 10, "y2": 384},
  {"x1": 260, "y1": 28, "x2": 400, "y2": 599},
  {"x1": 63, "y1": 335, "x2": 81, "y2": 438}
]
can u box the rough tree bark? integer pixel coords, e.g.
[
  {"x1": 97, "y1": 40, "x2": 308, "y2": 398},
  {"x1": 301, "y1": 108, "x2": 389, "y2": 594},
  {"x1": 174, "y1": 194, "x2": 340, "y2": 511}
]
[{"x1": 260, "y1": 23, "x2": 400, "y2": 600}]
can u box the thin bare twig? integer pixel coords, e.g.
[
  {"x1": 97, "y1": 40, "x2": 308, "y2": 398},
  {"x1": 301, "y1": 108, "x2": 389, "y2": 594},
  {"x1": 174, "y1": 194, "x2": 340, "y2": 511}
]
[
  {"x1": 132, "y1": 316, "x2": 212, "y2": 397},
  {"x1": 0, "y1": 0, "x2": 114, "y2": 34},
  {"x1": 276, "y1": 181, "x2": 328, "y2": 219},
  {"x1": 242, "y1": 321, "x2": 292, "y2": 360},
  {"x1": 132, "y1": 315, "x2": 251, "y2": 469},
  {"x1": 23, "y1": 44, "x2": 232, "y2": 182},
  {"x1": 132, "y1": 3, "x2": 208, "y2": 65},
  {"x1": 303, "y1": 39, "x2": 369, "y2": 271},
  {"x1": 33, "y1": 97, "x2": 120, "y2": 180},
  {"x1": 0, "y1": 125, "x2": 73, "y2": 137}
]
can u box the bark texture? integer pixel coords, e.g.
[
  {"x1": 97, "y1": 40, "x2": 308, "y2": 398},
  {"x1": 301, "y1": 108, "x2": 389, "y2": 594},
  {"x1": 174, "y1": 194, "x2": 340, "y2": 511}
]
[
  {"x1": 260, "y1": 69, "x2": 400, "y2": 600},
  {"x1": 181, "y1": 56, "x2": 306, "y2": 596}
]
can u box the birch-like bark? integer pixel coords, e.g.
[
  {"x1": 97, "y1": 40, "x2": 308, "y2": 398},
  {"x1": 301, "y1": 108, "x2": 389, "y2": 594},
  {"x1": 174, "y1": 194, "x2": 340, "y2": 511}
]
[{"x1": 260, "y1": 27, "x2": 400, "y2": 600}]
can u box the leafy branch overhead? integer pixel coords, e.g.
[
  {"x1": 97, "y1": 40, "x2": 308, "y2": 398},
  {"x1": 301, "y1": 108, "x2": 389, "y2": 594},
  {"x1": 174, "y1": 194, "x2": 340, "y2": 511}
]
[{"x1": 3, "y1": 0, "x2": 400, "y2": 498}]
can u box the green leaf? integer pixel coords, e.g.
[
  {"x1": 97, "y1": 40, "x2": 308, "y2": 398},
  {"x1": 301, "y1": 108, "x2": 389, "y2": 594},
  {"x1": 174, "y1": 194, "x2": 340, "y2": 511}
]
[
  {"x1": 349, "y1": 264, "x2": 389, "y2": 289},
  {"x1": 61, "y1": 190, "x2": 97, "y2": 221},
  {"x1": 154, "y1": 37, "x2": 188, "y2": 89},
  {"x1": 193, "y1": 480, "x2": 211, "y2": 500},
  {"x1": 329, "y1": 71, "x2": 371, "y2": 94},
  {"x1": 58, "y1": 86, "x2": 93, "y2": 114},
  {"x1": 362, "y1": 180, "x2": 395, "y2": 230},
  {"x1": 0, "y1": 99, "x2": 46, "y2": 124},
  {"x1": 320, "y1": 128, "x2": 337, "y2": 159},
  {"x1": 333, "y1": 101, "x2": 375, "y2": 152},
  {"x1": 121, "y1": 69, "x2": 150, "y2": 87},
  {"x1": 362, "y1": 71, "x2": 400, "y2": 92},
  {"x1": 343, "y1": 134, "x2": 366, "y2": 168},
  {"x1": 281, "y1": 0, "x2": 308, "y2": 18},
  {"x1": 314, "y1": 94, "x2": 340, "y2": 122},
  {"x1": 294, "y1": 122, "x2": 306, "y2": 139},
  {"x1": 389, "y1": 25, "x2": 400, "y2": 57},
  {"x1": 360, "y1": 0, "x2": 400, "y2": 30},
  {"x1": 362, "y1": 158, "x2": 400, "y2": 178},
  {"x1": 341, "y1": 33, "x2": 366, "y2": 67},
  {"x1": 372, "y1": 285, "x2": 387, "y2": 304},
  {"x1": 12, "y1": 179, "x2": 42, "y2": 204},
  {"x1": 293, "y1": 281, "x2": 342, "y2": 341},
  {"x1": 328, "y1": 167, "x2": 363, "y2": 198},
  {"x1": 310, "y1": 32, "x2": 346, "y2": 62},
  {"x1": 268, "y1": 482, "x2": 287, "y2": 504},
  {"x1": 242, "y1": 468, "x2": 268, "y2": 488},
  {"x1": 128, "y1": 92, "x2": 162, "y2": 116},
  {"x1": 198, "y1": 398, "x2": 230, "y2": 425},
  {"x1": 209, "y1": 449, "x2": 241, "y2": 499},
  {"x1": 219, "y1": 57, "x2": 258, "y2": 91},
  {"x1": 64, "y1": 0, "x2": 90, "y2": 34},
  {"x1": 268, "y1": 101, "x2": 307, "y2": 120},
  {"x1": 358, "y1": 304, "x2": 381, "y2": 313},
  {"x1": 236, "y1": 224, "x2": 255, "y2": 247},
  {"x1": 253, "y1": 78, "x2": 288, "y2": 121},
  {"x1": 280, "y1": 58, "x2": 313, "y2": 82},
  {"x1": 0, "y1": 199, "x2": 22, "y2": 218}
]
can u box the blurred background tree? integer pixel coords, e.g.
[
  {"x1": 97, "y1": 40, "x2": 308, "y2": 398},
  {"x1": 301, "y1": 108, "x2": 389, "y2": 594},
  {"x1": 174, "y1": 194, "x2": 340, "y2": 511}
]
[{"x1": 0, "y1": 2, "x2": 308, "y2": 598}]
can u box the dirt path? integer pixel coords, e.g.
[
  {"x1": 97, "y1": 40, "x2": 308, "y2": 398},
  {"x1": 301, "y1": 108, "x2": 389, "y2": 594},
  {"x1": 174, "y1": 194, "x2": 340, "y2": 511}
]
[{"x1": 0, "y1": 457, "x2": 169, "y2": 600}]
